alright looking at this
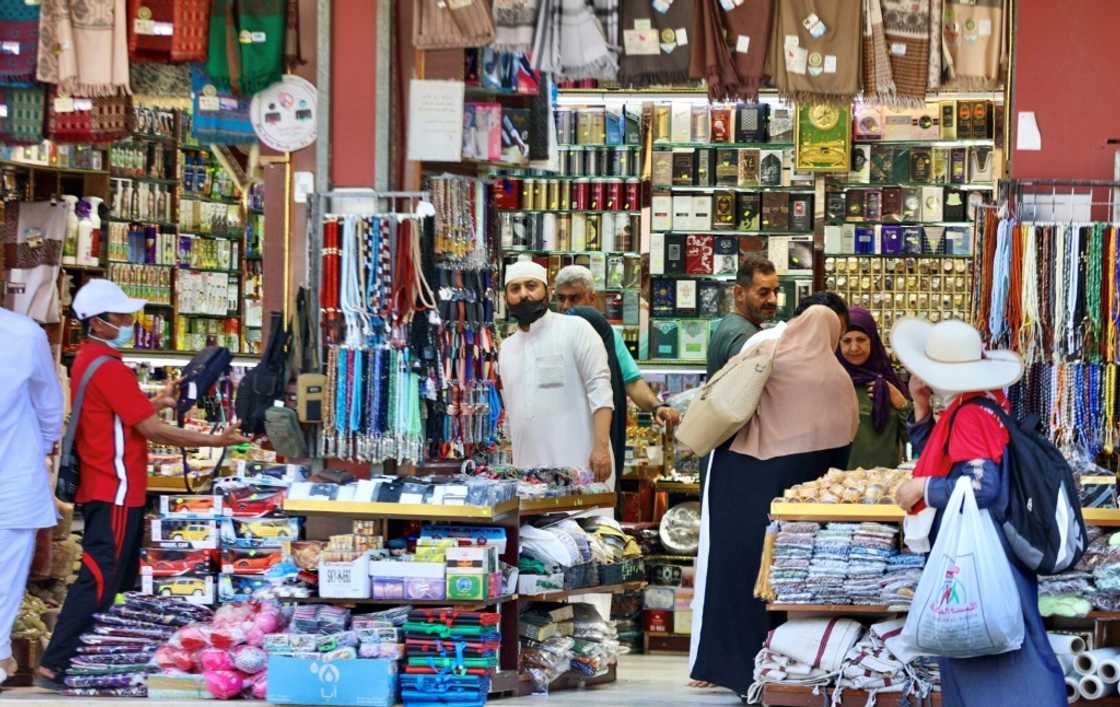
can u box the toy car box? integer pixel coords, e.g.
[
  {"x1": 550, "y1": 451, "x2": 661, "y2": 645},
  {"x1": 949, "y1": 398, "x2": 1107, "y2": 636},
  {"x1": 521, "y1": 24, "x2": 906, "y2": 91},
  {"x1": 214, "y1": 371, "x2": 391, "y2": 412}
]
[
  {"x1": 141, "y1": 574, "x2": 215, "y2": 605},
  {"x1": 220, "y1": 517, "x2": 301, "y2": 548},
  {"x1": 159, "y1": 495, "x2": 224, "y2": 519},
  {"x1": 150, "y1": 519, "x2": 220, "y2": 550},
  {"x1": 221, "y1": 548, "x2": 286, "y2": 575},
  {"x1": 140, "y1": 548, "x2": 215, "y2": 577}
]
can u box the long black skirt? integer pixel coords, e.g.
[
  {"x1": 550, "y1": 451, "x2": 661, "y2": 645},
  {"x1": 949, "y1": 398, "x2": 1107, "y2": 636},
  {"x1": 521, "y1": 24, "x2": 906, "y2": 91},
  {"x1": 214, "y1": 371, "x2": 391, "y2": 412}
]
[{"x1": 689, "y1": 443, "x2": 851, "y2": 696}]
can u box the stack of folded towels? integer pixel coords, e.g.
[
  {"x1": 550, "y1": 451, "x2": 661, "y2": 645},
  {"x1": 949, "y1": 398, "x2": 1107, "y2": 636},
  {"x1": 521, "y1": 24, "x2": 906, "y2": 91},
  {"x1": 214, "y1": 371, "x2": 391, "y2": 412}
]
[
  {"x1": 880, "y1": 553, "x2": 926, "y2": 607},
  {"x1": 769, "y1": 522, "x2": 819, "y2": 604},
  {"x1": 808, "y1": 523, "x2": 856, "y2": 604}
]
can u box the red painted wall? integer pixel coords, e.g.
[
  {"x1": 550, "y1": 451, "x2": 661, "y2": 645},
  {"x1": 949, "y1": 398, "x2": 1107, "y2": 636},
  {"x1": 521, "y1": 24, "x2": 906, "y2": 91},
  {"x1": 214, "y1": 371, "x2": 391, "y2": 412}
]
[
  {"x1": 330, "y1": 0, "x2": 378, "y2": 187},
  {"x1": 1011, "y1": 1, "x2": 1120, "y2": 180}
]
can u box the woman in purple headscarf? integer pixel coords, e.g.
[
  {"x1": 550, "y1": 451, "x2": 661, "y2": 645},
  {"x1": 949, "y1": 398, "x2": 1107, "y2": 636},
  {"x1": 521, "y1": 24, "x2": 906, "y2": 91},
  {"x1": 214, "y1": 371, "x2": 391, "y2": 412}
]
[{"x1": 837, "y1": 307, "x2": 911, "y2": 468}]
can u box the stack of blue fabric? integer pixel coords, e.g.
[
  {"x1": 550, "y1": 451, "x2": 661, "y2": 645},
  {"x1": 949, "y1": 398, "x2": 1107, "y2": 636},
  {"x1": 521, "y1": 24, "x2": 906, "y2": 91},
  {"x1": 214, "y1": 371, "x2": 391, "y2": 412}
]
[
  {"x1": 809, "y1": 523, "x2": 857, "y2": 604},
  {"x1": 769, "y1": 522, "x2": 819, "y2": 604}
]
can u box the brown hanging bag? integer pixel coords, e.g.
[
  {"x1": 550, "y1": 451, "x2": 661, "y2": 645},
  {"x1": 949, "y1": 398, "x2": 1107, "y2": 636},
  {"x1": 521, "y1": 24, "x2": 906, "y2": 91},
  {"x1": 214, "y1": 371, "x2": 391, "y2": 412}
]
[{"x1": 413, "y1": 0, "x2": 496, "y2": 50}]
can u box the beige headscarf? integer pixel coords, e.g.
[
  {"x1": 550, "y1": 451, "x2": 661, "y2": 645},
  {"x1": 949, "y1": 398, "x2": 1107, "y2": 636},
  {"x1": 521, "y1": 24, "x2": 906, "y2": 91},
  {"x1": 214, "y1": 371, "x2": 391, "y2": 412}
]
[{"x1": 731, "y1": 305, "x2": 859, "y2": 460}]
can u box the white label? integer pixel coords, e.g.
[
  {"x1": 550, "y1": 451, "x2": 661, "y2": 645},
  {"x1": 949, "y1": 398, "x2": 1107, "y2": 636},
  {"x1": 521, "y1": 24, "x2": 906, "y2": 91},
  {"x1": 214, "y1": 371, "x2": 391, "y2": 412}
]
[
  {"x1": 188, "y1": 381, "x2": 198, "y2": 399},
  {"x1": 198, "y1": 95, "x2": 220, "y2": 111},
  {"x1": 250, "y1": 31, "x2": 266, "y2": 43},
  {"x1": 623, "y1": 28, "x2": 659, "y2": 56},
  {"x1": 652, "y1": 0, "x2": 673, "y2": 12},
  {"x1": 785, "y1": 46, "x2": 808, "y2": 75},
  {"x1": 52, "y1": 97, "x2": 74, "y2": 113},
  {"x1": 133, "y1": 18, "x2": 154, "y2": 35},
  {"x1": 736, "y1": 35, "x2": 751, "y2": 53},
  {"x1": 675, "y1": 28, "x2": 688, "y2": 46},
  {"x1": 824, "y1": 54, "x2": 837, "y2": 73},
  {"x1": 24, "y1": 0, "x2": 40, "y2": 5},
  {"x1": 219, "y1": 97, "x2": 239, "y2": 111},
  {"x1": 152, "y1": 21, "x2": 174, "y2": 36},
  {"x1": 978, "y1": 18, "x2": 992, "y2": 36},
  {"x1": 1, "y1": 41, "x2": 19, "y2": 55},
  {"x1": 634, "y1": 18, "x2": 652, "y2": 30},
  {"x1": 73, "y1": 98, "x2": 93, "y2": 111},
  {"x1": 0, "y1": 105, "x2": 7, "y2": 118},
  {"x1": 784, "y1": 34, "x2": 800, "y2": 50},
  {"x1": 446, "y1": 0, "x2": 473, "y2": 6},
  {"x1": 890, "y1": 42, "x2": 907, "y2": 56}
]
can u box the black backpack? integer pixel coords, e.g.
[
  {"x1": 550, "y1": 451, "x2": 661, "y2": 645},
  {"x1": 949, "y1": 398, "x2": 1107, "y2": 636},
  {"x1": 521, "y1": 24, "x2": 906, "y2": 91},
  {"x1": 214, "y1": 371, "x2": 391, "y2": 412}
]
[
  {"x1": 236, "y1": 312, "x2": 290, "y2": 435},
  {"x1": 949, "y1": 397, "x2": 1087, "y2": 574}
]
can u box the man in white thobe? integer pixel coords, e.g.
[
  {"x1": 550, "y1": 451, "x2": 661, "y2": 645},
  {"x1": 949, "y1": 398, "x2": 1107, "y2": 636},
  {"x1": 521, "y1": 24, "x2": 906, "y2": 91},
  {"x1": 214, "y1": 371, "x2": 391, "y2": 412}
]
[
  {"x1": 0, "y1": 307, "x2": 63, "y2": 682},
  {"x1": 498, "y1": 260, "x2": 614, "y2": 483}
]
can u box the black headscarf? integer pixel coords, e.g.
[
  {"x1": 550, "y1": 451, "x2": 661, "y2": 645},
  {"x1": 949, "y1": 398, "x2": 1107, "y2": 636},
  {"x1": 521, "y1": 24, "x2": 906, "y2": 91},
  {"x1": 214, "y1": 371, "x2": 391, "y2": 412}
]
[{"x1": 567, "y1": 307, "x2": 627, "y2": 485}]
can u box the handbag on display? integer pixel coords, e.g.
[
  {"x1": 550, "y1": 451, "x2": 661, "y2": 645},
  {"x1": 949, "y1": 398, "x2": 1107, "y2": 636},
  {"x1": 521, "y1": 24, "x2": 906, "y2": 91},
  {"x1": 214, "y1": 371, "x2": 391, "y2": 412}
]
[
  {"x1": 675, "y1": 338, "x2": 777, "y2": 456},
  {"x1": 413, "y1": 0, "x2": 495, "y2": 49}
]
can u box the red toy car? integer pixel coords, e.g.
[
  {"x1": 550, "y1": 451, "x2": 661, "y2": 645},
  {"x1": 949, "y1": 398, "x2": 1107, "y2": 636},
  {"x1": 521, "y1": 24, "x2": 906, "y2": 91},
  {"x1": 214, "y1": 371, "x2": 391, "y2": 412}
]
[
  {"x1": 222, "y1": 490, "x2": 286, "y2": 518},
  {"x1": 141, "y1": 549, "x2": 214, "y2": 577},
  {"x1": 222, "y1": 549, "x2": 283, "y2": 575}
]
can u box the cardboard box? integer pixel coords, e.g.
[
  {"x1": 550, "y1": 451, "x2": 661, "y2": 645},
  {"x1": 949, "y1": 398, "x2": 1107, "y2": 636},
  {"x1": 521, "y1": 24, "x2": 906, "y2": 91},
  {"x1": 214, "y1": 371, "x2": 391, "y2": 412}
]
[
  {"x1": 160, "y1": 495, "x2": 223, "y2": 519},
  {"x1": 674, "y1": 609, "x2": 693, "y2": 635},
  {"x1": 446, "y1": 572, "x2": 488, "y2": 601},
  {"x1": 140, "y1": 548, "x2": 215, "y2": 577},
  {"x1": 150, "y1": 519, "x2": 219, "y2": 550},
  {"x1": 141, "y1": 574, "x2": 215, "y2": 605},
  {"x1": 267, "y1": 656, "x2": 397, "y2": 707},
  {"x1": 320, "y1": 554, "x2": 372, "y2": 599},
  {"x1": 220, "y1": 518, "x2": 301, "y2": 548},
  {"x1": 643, "y1": 609, "x2": 671, "y2": 633},
  {"x1": 369, "y1": 560, "x2": 445, "y2": 601}
]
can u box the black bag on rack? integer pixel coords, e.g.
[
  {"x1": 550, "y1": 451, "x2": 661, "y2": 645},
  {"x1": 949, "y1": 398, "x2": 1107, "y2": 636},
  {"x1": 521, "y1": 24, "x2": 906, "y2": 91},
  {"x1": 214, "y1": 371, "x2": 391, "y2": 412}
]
[
  {"x1": 176, "y1": 346, "x2": 233, "y2": 417},
  {"x1": 236, "y1": 312, "x2": 290, "y2": 436}
]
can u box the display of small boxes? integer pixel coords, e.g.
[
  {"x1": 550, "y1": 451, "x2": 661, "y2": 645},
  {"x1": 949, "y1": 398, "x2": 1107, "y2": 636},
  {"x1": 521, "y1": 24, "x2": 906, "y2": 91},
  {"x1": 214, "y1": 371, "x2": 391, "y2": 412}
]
[
  {"x1": 445, "y1": 546, "x2": 499, "y2": 601},
  {"x1": 140, "y1": 548, "x2": 215, "y2": 577},
  {"x1": 369, "y1": 560, "x2": 446, "y2": 601}
]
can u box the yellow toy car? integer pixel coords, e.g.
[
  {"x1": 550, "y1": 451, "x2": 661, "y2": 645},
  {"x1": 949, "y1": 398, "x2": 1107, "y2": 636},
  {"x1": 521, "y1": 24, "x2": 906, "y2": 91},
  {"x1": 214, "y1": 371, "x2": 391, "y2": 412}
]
[
  {"x1": 169, "y1": 523, "x2": 213, "y2": 542},
  {"x1": 159, "y1": 577, "x2": 207, "y2": 597},
  {"x1": 242, "y1": 521, "x2": 293, "y2": 540}
]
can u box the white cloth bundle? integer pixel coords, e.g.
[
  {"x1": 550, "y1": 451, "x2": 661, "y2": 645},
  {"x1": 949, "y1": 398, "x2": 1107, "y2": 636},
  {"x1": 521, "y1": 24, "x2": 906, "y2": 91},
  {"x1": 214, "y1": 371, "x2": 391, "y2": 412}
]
[{"x1": 764, "y1": 617, "x2": 864, "y2": 673}]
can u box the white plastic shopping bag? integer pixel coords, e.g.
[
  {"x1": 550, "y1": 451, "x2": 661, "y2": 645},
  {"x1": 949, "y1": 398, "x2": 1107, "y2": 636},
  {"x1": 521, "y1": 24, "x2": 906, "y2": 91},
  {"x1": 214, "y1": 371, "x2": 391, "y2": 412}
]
[{"x1": 902, "y1": 476, "x2": 1025, "y2": 659}]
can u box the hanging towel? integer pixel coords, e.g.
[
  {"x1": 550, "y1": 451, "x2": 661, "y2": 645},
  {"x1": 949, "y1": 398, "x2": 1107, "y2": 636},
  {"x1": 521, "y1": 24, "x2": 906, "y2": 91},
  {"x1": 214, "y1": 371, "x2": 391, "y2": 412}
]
[
  {"x1": 190, "y1": 63, "x2": 255, "y2": 144},
  {"x1": 692, "y1": 0, "x2": 773, "y2": 102},
  {"x1": 533, "y1": 0, "x2": 617, "y2": 81},
  {"x1": 0, "y1": 0, "x2": 41, "y2": 83},
  {"x1": 128, "y1": 0, "x2": 209, "y2": 62},
  {"x1": 1, "y1": 201, "x2": 67, "y2": 323},
  {"x1": 130, "y1": 63, "x2": 192, "y2": 109},
  {"x1": 927, "y1": 0, "x2": 942, "y2": 89},
  {"x1": 766, "y1": 0, "x2": 861, "y2": 105},
  {"x1": 46, "y1": 90, "x2": 134, "y2": 143},
  {"x1": 0, "y1": 85, "x2": 44, "y2": 145},
  {"x1": 941, "y1": 0, "x2": 1005, "y2": 89},
  {"x1": 617, "y1": 0, "x2": 692, "y2": 88},
  {"x1": 881, "y1": 0, "x2": 929, "y2": 103},
  {"x1": 37, "y1": 0, "x2": 130, "y2": 96},
  {"x1": 764, "y1": 616, "x2": 865, "y2": 673},
  {"x1": 414, "y1": 0, "x2": 496, "y2": 50},
  {"x1": 493, "y1": 0, "x2": 539, "y2": 54},
  {"x1": 235, "y1": 0, "x2": 285, "y2": 94},
  {"x1": 861, "y1": 0, "x2": 894, "y2": 100}
]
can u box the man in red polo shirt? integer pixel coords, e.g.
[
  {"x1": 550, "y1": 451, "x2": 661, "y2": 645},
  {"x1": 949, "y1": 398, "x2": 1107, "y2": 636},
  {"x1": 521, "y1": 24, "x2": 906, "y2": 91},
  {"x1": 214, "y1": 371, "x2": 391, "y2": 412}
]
[{"x1": 37, "y1": 279, "x2": 249, "y2": 687}]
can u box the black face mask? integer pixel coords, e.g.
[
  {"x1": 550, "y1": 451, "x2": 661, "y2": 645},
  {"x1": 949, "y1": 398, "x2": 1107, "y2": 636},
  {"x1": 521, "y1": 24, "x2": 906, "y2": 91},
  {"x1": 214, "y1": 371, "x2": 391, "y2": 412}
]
[{"x1": 509, "y1": 296, "x2": 548, "y2": 326}]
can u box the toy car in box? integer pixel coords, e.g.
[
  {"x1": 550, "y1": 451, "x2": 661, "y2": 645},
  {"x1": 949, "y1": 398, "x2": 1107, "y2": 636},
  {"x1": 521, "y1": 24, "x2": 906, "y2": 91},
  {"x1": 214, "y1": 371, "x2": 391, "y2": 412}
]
[
  {"x1": 160, "y1": 494, "x2": 223, "y2": 519},
  {"x1": 219, "y1": 574, "x2": 312, "y2": 602},
  {"x1": 150, "y1": 519, "x2": 220, "y2": 550},
  {"x1": 142, "y1": 575, "x2": 215, "y2": 605},
  {"x1": 220, "y1": 518, "x2": 301, "y2": 548},
  {"x1": 140, "y1": 548, "x2": 215, "y2": 577},
  {"x1": 221, "y1": 548, "x2": 285, "y2": 575},
  {"x1": 220, "y1": 487, "x2": 286, "y2": 518}
]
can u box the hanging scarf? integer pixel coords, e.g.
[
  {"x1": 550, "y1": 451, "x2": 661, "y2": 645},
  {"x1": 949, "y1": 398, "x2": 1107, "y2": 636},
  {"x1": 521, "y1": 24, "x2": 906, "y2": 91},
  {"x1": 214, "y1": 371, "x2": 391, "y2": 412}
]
[
  {"x1": 927, "y1": 0, "x2": 942, "y2": 89},
  {"x1": 533, "y1": 0, "x2": 617, "y2": 81},
  {"x1": 617, "y1": 0, "x2": 693, "y2": 88},
  {"x1": 206, "y1": 0, "x2": 239, "y2": 91},
  {"x1": 837, "y1": 307, "x2": 910, "y2": 433},
  {"x1": 37, "y1": 0, "x2": 130, "y2": 96},
  {"x1": 127, "y1": 0, "x2": 210, "y2": 62},
  {"x1": 942, "y1": 0, "x2": 1005, "y2": 89},
  {"x1": 692, "y1": 0, "x2": 773, "y2": 101},
  {"x1": 860, "y1": 0, "x2": 894, "y2": 100},
  {"x1": 46, "y1": 89, "x2": 134, "y2": 143},
  {"x1": 0, "y1": 0, "x2": 40, "y2": 83},
  {"x1": 0, "y1": 85, "x2": 44, "y2": 145},
  {"x1": 766, "y1": 0, "x2": 861, "y2": 105},
  {"x1": 881, "y1": 0, "x2": 929, "y2": 103},
  {"x1": 190, "y1": 63, "x2": 255, "y2": 143},
  {"x1": 130, "y1": 63, "x2": 192, "y2": 108},
  {"x1": 235, "y1": 0, "x2": 285, "y2": 94},
  {"x1": 1, "y1": 200, "x2": 67, "y2": 323}
]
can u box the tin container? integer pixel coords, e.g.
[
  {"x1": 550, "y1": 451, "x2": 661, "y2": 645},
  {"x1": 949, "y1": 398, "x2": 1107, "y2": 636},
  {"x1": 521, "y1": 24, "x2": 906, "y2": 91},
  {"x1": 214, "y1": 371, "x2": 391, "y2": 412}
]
[
  {"x1": 585, "y1": 147, "x2": 599, "y2": 178},
  {"x1": 557, "y1": 147, "x2": 571, "y2": 176},
  {"x1": 499, "y1": 212, "x2": 514, "y2": 249},
  {"x1": 557, "y1": 214, "x2": 571, "y2": 251},
  {"x1": 615, "y1": 147, "x2": 631, "y2": 178},
  {"x1": 558, "y1": 180, "x2": 569, "y2": 211},
  {"x1": 546, "y1": 179, "x2": 560, "y2": 211},
  {"x1": 510, "y1": 213, "x2": 528, "y2": 249},
  {"x1": 532, "y1": 178, "x2": 546, "y2": 211},
  {"x1": 608, "y1": 147, "x2": 623, "y2": 177},
  {"x1": 605, "y1": 178, "x2": 623, "y2": 211},
  {"x1": 589, "y1": 179, "x2": 606, "y2": 211},
  {"x1": 571, "y1": 179, "x2": 590, "y2": 211},
  {"x1": 566, "y1": 146, "x2": 583, "y2": 177},
  {"x1": 556, "y1": 108, "x2": 575, "y2": 145},
  {"x1": 520, "y1": 179, "x2": 535, "y2": 210},
  {"x1": 624, "y1": 179, "x2": 641, "y2": 212}
]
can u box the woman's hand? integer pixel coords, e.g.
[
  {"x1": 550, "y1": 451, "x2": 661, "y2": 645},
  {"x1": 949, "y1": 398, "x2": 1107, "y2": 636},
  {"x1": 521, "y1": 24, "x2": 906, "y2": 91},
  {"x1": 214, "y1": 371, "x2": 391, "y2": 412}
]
[
  {"x1": 895, "y1": 478, "x2": 926, "y2": 512},
  {"x1": 885, "y1": 382, "x2": 908, "y2": 411},
  {"x1": 909, "y1": 374, "x2": 932, "y2": 423}
]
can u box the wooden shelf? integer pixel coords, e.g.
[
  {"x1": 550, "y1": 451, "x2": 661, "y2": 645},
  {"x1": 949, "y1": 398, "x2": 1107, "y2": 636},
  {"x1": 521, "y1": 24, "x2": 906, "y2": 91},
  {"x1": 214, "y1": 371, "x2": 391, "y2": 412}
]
[
  {"x1": 520, "y1": 581, "x2": 646, "y2": 603},
  {"x1": 1082, "y1": 509, "x2": 1120, "y2": 526},
  {"x1": 654, "y1": 480, "x2": 700, "y2": 495},
  {"x1": 768, "y1": 603, "x2": 909, "y2": 614},
  {"x1": 520, "y1": 492, "x2": 616, "y2": 515},
  {"x1": 763, "y1": 684, "x2": 940, "y2": 707},
  {"x1": 769, "y1": 501, "x2": 904, "y2": 522},
  {"x1": 283, "y1": 497, "x2": 519, "y2": 522},
  {"x1": 290, "y1": 594, "x2": 517, "y2": 608},
  {"x1": 0, "y1": 159, "x2": 108, "y2": 175}
]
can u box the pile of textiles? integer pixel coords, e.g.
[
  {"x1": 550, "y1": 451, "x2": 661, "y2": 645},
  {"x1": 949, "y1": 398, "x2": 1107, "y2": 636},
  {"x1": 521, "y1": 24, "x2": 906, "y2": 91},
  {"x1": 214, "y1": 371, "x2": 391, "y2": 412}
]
[
  {"x1": 880, "y1": 553, "x2": 925, "y2": 606},
  {"x1": 768, "y1": 521, "x2": 818, "y2": 604},
  {"x1": 847, "y1": 523, "x2": 898, "y2": 604},
  {"x1": 809, "y1": 523, "x2": 855, "y2": 604},
  {"x1": 749, "y1": 617, "x2": 940, "y2": 703}
]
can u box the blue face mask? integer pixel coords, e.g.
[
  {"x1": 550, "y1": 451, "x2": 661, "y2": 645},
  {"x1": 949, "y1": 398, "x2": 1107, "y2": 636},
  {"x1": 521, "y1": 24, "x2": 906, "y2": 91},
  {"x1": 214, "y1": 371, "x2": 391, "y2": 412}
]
[{"x1": 94, "y1": 317, "x2": 134, "y2": 349}]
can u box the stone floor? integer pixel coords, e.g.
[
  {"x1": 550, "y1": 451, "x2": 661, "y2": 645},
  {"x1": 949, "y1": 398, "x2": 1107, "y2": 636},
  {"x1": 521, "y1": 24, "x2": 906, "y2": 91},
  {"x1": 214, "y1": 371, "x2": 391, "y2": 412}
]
[{"x1": 0, "y1": 654, "x2": 746, "y2": 706}]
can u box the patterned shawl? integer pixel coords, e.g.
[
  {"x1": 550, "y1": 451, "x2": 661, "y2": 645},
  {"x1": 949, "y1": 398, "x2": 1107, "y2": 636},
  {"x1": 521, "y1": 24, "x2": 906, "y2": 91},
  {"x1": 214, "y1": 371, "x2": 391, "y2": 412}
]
[
  {"x1": 618, "y1": 0, "x2": 693, "y2": 88},
  {"x1": 130, "y1": 63, "x2": 192, "y2": 109},
  {"x1": 190, "y1": 63, "x2": 255, "y2": 144},
  {"x1": 533, "y1": 0, "x2": 617, "y2": 81},
  {"x1": 927, "y1": 0, "x2": 942, "y2": 89},
  {"x1": 235, "y1": 0, "x2": 285, "y2": 94},
  {"x1": 766, "y1": 0, "x2": 861, "y2": 105},
  {"x1": 861, "y1": 0, "x2": 894, "y2": 100},
  {"x1": 37, "y1": 0, "x2": 131, "y2": 96},
  {"x1": 0, "y1": 0, "x2": 40, "y2": 83},
  {"x1": 127, "y1": 0, "x2": 210, "y2": 63},
  {"x1": 942, "y1": 0, "x2": 1006, "y2": 89},
  {"x1": 0, "y1": 85, "x2": 44, "y2": 145},
  {"x1": 693, "y1": 0, "x2": 773, "y2": 102},
  {"x1": 493, "y1": 0, "x2": 541, "y2": 54},
  {"x1": 881, "y1": 0, "x2": 929, "y2": 103}
]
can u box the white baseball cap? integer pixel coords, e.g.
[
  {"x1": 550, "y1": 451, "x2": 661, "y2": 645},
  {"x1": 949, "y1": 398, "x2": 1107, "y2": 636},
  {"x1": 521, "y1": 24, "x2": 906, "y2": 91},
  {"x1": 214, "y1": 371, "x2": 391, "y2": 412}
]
[{"x1": 72, "y1": 279, "x2": 146, "y2": 320}]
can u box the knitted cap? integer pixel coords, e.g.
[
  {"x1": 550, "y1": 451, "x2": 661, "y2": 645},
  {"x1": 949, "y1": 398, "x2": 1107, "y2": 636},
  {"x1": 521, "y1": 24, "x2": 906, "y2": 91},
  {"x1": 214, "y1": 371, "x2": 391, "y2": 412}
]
[{"x1": 504, "y1": 260, "x2": 548, "y2": 286}]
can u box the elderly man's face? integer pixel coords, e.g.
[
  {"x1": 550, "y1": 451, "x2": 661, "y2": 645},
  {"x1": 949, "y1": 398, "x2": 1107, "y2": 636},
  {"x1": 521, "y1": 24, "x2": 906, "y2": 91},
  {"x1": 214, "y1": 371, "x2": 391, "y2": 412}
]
[{"x1": 554, "y1": 283, "x2": 594, "y2": 311}]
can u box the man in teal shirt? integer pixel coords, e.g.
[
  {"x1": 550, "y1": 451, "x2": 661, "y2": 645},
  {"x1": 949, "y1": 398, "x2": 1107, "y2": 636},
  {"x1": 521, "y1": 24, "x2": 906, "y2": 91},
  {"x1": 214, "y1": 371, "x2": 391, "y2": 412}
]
[
  {"x1": 706, "y1": 255, "x2": 780, "y2": 376},
  {"x1": 553, "y1": 266, "x2": 680, "y2": 429}
]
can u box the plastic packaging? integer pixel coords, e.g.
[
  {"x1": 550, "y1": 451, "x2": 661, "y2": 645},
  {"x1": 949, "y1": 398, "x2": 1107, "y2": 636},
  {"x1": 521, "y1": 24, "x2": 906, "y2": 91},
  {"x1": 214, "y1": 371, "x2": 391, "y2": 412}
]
[
  {"x1": 203, "y1": 669, "x2": 244, "y2": 699},
  {"x1": 230, "y1": 645, "x2": 268, "y2": 674},
  {"x1": 198, "y1": 648, "x2": 236, "y2": 672}
]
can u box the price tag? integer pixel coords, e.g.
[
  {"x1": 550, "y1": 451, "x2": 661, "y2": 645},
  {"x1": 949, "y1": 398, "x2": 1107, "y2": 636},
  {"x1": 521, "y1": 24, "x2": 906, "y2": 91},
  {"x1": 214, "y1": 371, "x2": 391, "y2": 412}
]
[
  {"x1": 0, "y1": 105, "x2": 8, "y2": 118},
  {"x1": 890, "y1": 42, "x2": 907, "y2": 56},
  {"x1": 133, "y1": 18, "x2": 155, "y2": 35},
  {"x1": 675, "y1": 28, "x2": 688, "y2": 46},
  {"x1": 635, "y1": 18, "x2": 652, "y2": 30},
  {"x1": 238, "y1": 29, "x2": 252, "y2": 44},
  {"x1": 199, "y1": 95, "x2": 220, "y2": 111},
  {"x1": 219, "y1": 97, "x2": 239, "y2": 111},
  {"x1": 53, "y1": 96, "x2": 75, "y2": 113},
  {"x1": 446, "y1": 0, "x2": 473, "y2": 7},
  {"x1": 1, "y1": 41, "x2": 20, "y2": 55},
  {"x1": 152, "y1": 21, "x2": 174, "y2": 36},
  {"x1": 73, "y1": 98, "x2": 93, "y2": 111},
  {"x1": 250, "y1": 31, "x2": 266, "y2": 43},
  {"x1": 24, "y1": 0, "x2": 39, "y2": 6},
  {"x1": 736, "y1": 35, "x2": 751, "y2": 53}
]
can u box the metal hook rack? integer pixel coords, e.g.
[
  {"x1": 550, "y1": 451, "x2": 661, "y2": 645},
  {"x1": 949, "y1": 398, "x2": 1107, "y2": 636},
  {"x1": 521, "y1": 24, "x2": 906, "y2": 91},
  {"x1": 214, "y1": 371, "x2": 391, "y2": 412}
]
[{"x1": 1001, "y1": 178, "x2": 1120, "y2": 222}]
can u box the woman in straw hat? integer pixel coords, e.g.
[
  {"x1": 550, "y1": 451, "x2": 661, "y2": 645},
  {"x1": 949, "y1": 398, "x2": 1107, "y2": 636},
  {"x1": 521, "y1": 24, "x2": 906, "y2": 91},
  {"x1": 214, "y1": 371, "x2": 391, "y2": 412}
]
[{"x1": 891, "y1": 318, "x2": 1066, "y2": 707}]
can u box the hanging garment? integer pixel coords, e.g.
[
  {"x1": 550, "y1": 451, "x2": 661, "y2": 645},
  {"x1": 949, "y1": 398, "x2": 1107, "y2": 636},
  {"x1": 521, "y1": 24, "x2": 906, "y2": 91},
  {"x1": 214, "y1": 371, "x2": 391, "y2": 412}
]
[
  {"x1": 0, "y1": 0, "x2": 41, "y2": 83},
  {"x1": 127, "y1": 0, "x2": 210, "y2": 62},
  {"x1": 691, "y1": 0, "x2": 773, "y2": 102},
  {"x1": 413, "y1": 0, "x2": 496, "y2": 50},
  {"x1": 492, "y1": 0, "x2": 539, "y2": 54},
  {"x1": 37, "y1": 0, "x2": 131, "y2": 96},
  {"x1": 284, "y1": 0, "x2": 303, "y2": 65},
  {"x1": 205, "y1": 0, "x2": 239, "y2": 90},
  {"x1": 532, "y1": 0, "x2": 617, "y2": 81},
  {"x1": 617, "y1": 0, "x2": 693, "y2": 88},
  {"x1": 234, "y1": 0, "x2": 285, "y2": 93},
  {"x1": 861, "y1": 0, "x2": 895, "y2": 100},
  {"x1": 46, "y1": 90, "x2": 134, "y2": 144},
  {"x1": 766, "y1": 0, "x2": 861, "y2": 105},
  {"x1": 190, "y1": 64, "x2": 255, "y2": 144},
  {"x1": 941, "y1": 0, "x2": 1006, "y2": 89},
  {"x1": 129, "y1": 64, "x2": 192, "y2": 109},
  {"x1": 1, "y1": 201, "x2": 68, "y2": 323},
  {"x1": 881, "y1": 0, "x2": 930, "y2": 103},
  {"x1": 0, "y1": 85, "x2": 45, "y2": 146}
]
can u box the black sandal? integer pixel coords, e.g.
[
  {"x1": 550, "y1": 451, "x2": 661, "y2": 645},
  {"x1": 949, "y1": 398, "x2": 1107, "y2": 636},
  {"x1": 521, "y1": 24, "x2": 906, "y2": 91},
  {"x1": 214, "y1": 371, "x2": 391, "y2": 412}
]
[{"x1": 33, "y1": 672, "x2": 65, "y2": 691}]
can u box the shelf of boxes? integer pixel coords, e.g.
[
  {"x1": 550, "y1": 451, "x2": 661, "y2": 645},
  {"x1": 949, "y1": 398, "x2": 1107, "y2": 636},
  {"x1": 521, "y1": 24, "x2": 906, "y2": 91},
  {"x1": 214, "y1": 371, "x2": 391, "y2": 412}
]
[
  {"x1": 282, "y1": 498, "x2": 520, "y2": 522},
  {"x1": 520, "y1": 581, "x2": 646, "y2": 604},
  {"x1": 519, "y1": 492, "x2": 616, "y2": 516}
]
